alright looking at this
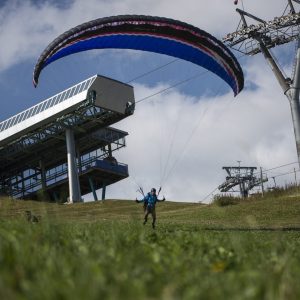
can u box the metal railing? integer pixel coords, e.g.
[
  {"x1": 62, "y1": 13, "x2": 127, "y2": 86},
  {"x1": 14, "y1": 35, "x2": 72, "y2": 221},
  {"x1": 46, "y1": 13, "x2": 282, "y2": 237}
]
[
  {"x1": 10, "y1": 156, "x2": 128, "y2": 198},
  {"x1": 0, "y1": 75, "x2": 97, "y2": 133},
  {"x1": 85, "y1": 159, "x2": 128, "y2": 175}
]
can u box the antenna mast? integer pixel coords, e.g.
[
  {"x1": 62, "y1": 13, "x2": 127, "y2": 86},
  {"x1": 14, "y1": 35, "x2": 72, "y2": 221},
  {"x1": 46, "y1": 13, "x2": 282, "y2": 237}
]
[{"x1": 224, "y1": 0, "x2": 300, "y2": 166}]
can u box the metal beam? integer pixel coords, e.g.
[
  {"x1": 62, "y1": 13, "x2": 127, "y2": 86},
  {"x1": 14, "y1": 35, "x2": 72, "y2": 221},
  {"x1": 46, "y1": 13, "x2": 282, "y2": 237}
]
[
  {"x1": 288, "y1": 0, "x2": 296, "y2": 14},
  {"x1": 88, "y1": 176, "x2": 98, "y2": 201},
  {"x1": 287, "y1": 44, "x2": 300, "y2": 166},
  {"x1": 102, "y1": 182, "x2": 106, "y2": 200},
  {"x1": 257, "y1": 38, "x2": 290, "y2": 93},
  {"x1": 52, "y1": 191, "x2": 59, "y2": 202},
  {"x1": 66, "y1": 128, "x2": 82, "y2": 203},
  {"x1": 236, "y1": 8, "x2": 266, "y2": 24},
  {"x1": 39, "y1": 160, "x2": 46, "y2": 191}
]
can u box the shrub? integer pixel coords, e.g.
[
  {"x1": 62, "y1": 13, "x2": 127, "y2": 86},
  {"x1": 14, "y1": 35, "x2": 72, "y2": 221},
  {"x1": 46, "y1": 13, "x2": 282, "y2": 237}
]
[{"x1": 212, "y1": 195, "x2": 239, "y2": 207}]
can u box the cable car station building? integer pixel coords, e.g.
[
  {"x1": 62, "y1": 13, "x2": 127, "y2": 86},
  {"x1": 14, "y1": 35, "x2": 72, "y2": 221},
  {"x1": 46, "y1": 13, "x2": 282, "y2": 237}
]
[{"x1": 0, "y1": 75, "x2": 135, "y2": 203}]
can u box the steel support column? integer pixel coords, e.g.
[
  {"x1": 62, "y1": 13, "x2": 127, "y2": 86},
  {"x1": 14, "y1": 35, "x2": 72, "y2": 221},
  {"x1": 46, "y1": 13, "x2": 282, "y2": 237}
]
[
  {"x1": 39, "y1": 160, "x2": 46, "y2": 191},
  {"x1": 102, "y1": 182, "x2": 106, "y2": 200},
  {"x1": 77, "y1": 149, "x2": 82, "y2": 174},
  {"x1": 88, "y1": 176, "x2": 98, "y2": 201},
  {"x1": 52, "y1": 191, "x2": 59, "y2": 202},
  {"x1": 287, "y1": 46, "x2": 300, "y2": 167},
  {"x1": 66, "y1": 128, "x2": 82, "y2": 203},
  {"x1": 21, "y1": 171, "x2": 25, "y2": 199},
  {"x1": 258, "y1": 40, "x2": 300, "y2": 167}
]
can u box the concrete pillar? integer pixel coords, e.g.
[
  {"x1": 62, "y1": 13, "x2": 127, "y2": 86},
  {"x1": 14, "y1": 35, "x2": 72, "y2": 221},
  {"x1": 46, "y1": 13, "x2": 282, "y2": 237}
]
[{"x1": 66, "y1": 128, "x2": 82, "y2": 203}]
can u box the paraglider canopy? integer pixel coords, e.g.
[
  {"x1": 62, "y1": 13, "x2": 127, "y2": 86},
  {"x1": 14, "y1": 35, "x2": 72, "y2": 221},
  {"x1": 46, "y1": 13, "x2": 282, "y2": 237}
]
[{"x1": 33, "y1": 15, "x2": 244, "y2": 96}]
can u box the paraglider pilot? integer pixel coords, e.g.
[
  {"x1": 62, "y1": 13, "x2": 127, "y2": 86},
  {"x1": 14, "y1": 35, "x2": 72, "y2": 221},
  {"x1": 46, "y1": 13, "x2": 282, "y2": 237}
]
[{"x1": 136, "y1": 188, "x2": 165, "y2": 229}]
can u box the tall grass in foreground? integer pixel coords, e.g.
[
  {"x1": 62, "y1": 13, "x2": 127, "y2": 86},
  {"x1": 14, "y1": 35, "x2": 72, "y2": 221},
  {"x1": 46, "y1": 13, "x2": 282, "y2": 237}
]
[{"x1": 0, "y1": 219, "x2": 300, "y2": 300}]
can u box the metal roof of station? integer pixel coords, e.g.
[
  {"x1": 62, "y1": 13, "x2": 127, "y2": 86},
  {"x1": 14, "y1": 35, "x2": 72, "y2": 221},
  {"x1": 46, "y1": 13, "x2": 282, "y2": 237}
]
[{"x1": 0, "y1": 75, "x2": 98, "y2": 146}]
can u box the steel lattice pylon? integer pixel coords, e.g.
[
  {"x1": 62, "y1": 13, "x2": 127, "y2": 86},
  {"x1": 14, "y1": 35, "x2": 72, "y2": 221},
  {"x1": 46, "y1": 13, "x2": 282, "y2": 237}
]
[
  {"x1": 218, "y1": 165, "x2": 268, "y2": 198},
  {"x1": 223, "y1": 0, "x2": 300, "y2": 168}
]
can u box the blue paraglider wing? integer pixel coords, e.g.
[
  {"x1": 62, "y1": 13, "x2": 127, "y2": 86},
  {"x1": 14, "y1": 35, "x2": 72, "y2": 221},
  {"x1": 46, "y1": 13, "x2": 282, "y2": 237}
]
[{"x1": 33, "y1": 15, "x2": 244, "y2": 95}]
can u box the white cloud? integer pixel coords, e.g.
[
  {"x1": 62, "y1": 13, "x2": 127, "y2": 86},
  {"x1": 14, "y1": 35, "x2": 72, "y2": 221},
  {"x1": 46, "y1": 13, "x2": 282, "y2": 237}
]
[{"x1": 0, "y1": 0, "x2": 292, "y2": 72}]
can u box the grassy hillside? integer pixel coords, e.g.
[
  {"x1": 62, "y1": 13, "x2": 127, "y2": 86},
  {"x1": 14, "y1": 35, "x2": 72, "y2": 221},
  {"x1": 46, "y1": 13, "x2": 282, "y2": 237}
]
[
  {"x1": 1, "y1": 189, "x2": 300, "y2": 228},
  {"x1": 0, "y1": 189, "x2": 300, "y2": 300}
]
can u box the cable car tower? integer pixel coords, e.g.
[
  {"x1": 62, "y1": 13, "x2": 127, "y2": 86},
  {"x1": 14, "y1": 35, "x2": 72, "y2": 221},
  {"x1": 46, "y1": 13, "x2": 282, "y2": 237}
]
[
  {"x1": 218, "y1": 163, "x2": 268, "y2": 198},
  {"x1": 223, "y1": 0, "x2": 300, "y2": 165}
]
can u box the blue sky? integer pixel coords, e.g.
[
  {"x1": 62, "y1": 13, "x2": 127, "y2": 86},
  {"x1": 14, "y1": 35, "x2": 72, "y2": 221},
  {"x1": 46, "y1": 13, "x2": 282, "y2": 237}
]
[{"x1": 0, "y1": 0, "x2": 299, "y2": 202}]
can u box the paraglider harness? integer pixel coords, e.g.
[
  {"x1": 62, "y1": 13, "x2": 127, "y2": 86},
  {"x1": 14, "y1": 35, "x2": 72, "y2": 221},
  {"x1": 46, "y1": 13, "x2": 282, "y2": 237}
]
[{"x1": 137, "y1": 187, "x2": 162, "y2": 212}]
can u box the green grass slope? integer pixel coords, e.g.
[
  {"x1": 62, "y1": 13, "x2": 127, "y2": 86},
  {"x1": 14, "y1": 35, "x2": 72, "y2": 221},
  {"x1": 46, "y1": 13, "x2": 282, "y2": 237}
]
[
  {"x1": 0, "y1": 189, "x2": 300, "y2": 300},
  {"x1": 1, "y1": 189, "x2": 300, "y2": 229}
]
